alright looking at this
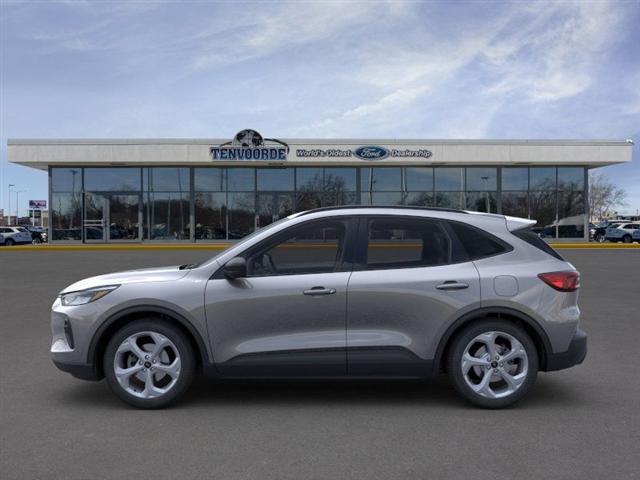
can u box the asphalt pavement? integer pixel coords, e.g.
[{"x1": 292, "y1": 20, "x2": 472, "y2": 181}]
[{"x1": 1, "y1": 249, "x2": 639, "y2": 479}]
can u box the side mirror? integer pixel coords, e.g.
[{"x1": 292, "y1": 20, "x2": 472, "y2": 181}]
[{"x1": 224, "y1": 257, "x2": 247, "y2": 279}]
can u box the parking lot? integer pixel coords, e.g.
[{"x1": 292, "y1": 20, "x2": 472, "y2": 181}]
[{"x1": 1, "y1": 248, "x2": 639, "y2": 479}]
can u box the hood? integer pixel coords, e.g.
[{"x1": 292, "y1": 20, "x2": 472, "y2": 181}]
[{"x1": 60, "y1": 265, "x2": 190, "y2": 293}]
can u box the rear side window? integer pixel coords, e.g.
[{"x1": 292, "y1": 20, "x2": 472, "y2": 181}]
[
  {"x1": 512, "y1": 228, "x2": 564, "y2": 260},
  {"x1": 447, "y1": 222, "x2": 511, "y2": 260},
  {"x1": 363, "y1": 217, "x2": 451, "y2": 269}
]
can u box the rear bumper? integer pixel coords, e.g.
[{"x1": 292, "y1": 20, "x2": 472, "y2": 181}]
[
  {"x1": 52, "y1": 359, "x2": 102, "y2": 381},
  {"x1": 544, "y1": 329, "x2": 587, "y2": 372}
]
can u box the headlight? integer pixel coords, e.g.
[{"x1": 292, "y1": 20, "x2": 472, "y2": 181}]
[{"x1": 60, "y1": 285, "x2": 119, "y2": 306}]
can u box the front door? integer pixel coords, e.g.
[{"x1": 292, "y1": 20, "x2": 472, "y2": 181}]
[
  {"x1": 205, "y1": 217, "x2": 355, "y2": 377},
  {"x1": 346, "y1": 216, "x2": 481, "y2": 376},
  {"x1": 84, "y1": 193, "x2": 141, "y2": 242}
]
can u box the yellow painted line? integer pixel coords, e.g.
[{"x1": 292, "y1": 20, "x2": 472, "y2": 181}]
[{"x1": 551, "y1": 243, "x2": 640, "y2": 249}]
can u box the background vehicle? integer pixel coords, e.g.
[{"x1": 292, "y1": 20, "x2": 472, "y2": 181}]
[
  {"x1": 605, "y1": 223, "x2": 640, "y2": 243},
  {"x1": 592, "y1": 221, "x2": 625, "y2": 242},
  {"x1": 21, "y1": 225, "x2": 48, "y2": 244},
  {"x1": 50, "y1": 207, "x2": 586, "y2": 409},
  {"x1": 632, "y1": 229, "x2": 640, "y2": 243},
  {"x1": 0, "y1": 226, "x2": 32, "y2": 245}
]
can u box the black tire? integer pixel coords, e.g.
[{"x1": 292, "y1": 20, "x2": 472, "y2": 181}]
[
  {"x1": 595, "y1": 233, "x2": 604, "y2": 243},
  {"x1": 623, "y1": 235, "x2": 632, "y2": 243},
  {"x1": 104, "y1": 319, "x2": 195, "y2": 409},
  {"x1": 5, "y1": 238, "x2": 14, "y2": 246},
  {"x1": 32, "y1": 237, "x2": 42, "y2": 244},
  {"x1": 447, "y1": 320, "x2": 538, "y2": 409}
]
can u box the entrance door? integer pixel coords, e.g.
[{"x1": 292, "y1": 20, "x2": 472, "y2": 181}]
[
  {"x1": 84, "y1": 193, "x2": 106, "y2": 242},
  {"x1": 84, "y1": 193, "x2": 141, "y2": 242},
  {"x1": 256, "y1": 192, "x2": 294, "y2": 229}
]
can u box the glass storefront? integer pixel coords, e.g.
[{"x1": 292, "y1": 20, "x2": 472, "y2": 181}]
[{"x1": 49, "y1": 166, "x2": 588, "y2": 241}]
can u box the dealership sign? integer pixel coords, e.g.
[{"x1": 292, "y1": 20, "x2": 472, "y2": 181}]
[
  {"x1": 296, "y1": 146, "x2": 433, "y2": 160},
  {"x1": 211, "y1": 129, "x2": 289, "y2": 161},
  {"x1": 29, "y1": 200, "x2": 47, "y2": 209}
]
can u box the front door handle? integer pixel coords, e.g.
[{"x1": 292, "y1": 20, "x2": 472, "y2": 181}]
[
  {"x1": 436, "y1": 281, "x2": 469, "y2": 291},
  {"x1": 303, "y1": 286, "x2": 337, "y2": 296}
]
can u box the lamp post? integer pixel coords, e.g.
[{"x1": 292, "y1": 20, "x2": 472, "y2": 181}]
[
  {"x1": 8, "y1": 184, "x2": 15, "y2": 225},
  {"x1": 15, "y1": 190, "x2": 26, "y2": 224}
]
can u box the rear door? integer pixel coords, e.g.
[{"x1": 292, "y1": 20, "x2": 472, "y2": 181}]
[{"x1": 346, "y1": 216, "x2": 481, "y2": 376}]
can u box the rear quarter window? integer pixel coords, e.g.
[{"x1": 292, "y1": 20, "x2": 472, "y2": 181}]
[
  {"x1": 447, "y1": 221, "x2": 512, "y2": 260},
  {"x1": 512, "y1": 228, "x2": 565, "y2": 260}
]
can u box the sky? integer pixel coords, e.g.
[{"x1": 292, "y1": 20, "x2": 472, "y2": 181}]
[{"x1": 1, "y1": 0, "x2": 639, "y2": 217}]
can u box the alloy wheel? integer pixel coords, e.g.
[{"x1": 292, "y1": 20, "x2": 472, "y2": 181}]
[
  {"x1": 113, "y1": 331, "x2": 181, "y2": 399},
  {"x1": 461, "y1": 331, "x2": 529, "y2": 399}
]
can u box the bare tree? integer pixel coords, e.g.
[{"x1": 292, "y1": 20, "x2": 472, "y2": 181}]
[{"x1": 589, "y1": 172, "x2": 627, "y2": 221}]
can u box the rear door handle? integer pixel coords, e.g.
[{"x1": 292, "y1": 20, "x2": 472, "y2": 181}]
[
  {"x1": 303, "y1": 286, "x2": 337, "y2": 296},
  {"x1": 436, "y1": 281, "x2": 469, "y2": 291}
]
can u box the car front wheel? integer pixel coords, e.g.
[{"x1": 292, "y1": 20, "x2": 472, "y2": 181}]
[
  {"x1": 447, "y1": 320, "x2": 538, "y2": 408},
  {"x1": 595, "y1": 233, "x2": 605, "y2": 243},
  {"x1": 104, "y1": 319, "x2": 195, "y2": 409}
]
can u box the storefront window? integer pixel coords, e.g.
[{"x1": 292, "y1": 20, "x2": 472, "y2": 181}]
[
  {"x1": 435, "y1": 191, "x2": 464, "y2": 209},
  {"x1": 435, "y1": 168, "x2": 464, "y2": 191},
  {"x1": 558, "y1": 167, "x2": 584, "y2": 191},
  {"x1": 501, "y1": 192, "x2": 528, "y2": 219},
  {"x1": 405, "y1": 191, "x2": 433, "y2": 206},
  {"x1": 361, "y1": 167, "x2": 402, "y2": 191},
  {"x1": 227, "y1": 168, "x2": 255, "y2": 191},
  {"x1": 529, "y1": 190, "x2": 556, "y2": 238},
  {"x1": 405, "y1": 167, "x2": 433, "y2": 191},
  {"x1": 257, "y1": 168, "x2": 294, "y2": 191},
  {"x1": 144, "y1": 168, "x2": 189, "y2": 192},
  {"x1": 85, "y1": 168, "x2": 141, "y2": 191},
  {"x1": 195, "y1": 168, "x2": 225, "y2": 191},
  {"x1": 529, "y1": 168, "x2": 556, "y2": 191},
  {"x1": 466, "y1": 192, "x2": 497, "y2": 213},
  {"x1": 366, "y1": 192, "x2": 404, "y2": 206},
  {"x1": 51, "y1": 168, "x2": 82, "y2": 193},
  {"x1": 51, "y1": 192, "x2": 82, "y2": 240},
  {"x1": 466, "y1": 168, "x2": 497, "y2": 191},
  {"x1": 227, "y1": 192, "x2": 255, "y2": 239},
  {"x1": 557, "y1": 185, "x2": 585, "y2": 239},
  {"x1": 144, "y1": 193, "x2": 189, "y2": 240},
  {"x1": 195, "y1": 192, "x2": 226, "y2": 240},
  {"x1": 501, "y1": 168, "x2": 528, "y2": 191}
]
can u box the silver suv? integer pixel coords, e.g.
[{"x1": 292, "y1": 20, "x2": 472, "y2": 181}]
[{"x1": 51, "y1": 207, "x2": 586, "y2": 409}]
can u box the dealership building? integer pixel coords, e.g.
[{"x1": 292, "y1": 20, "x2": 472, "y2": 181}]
[{"x1": 7, "y1": 130, "x2": 633, "y2": 243}]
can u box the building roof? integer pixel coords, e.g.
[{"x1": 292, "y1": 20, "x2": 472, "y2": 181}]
[{"x1": 7, "y1": 138, "x2": 634, "y2": 170}]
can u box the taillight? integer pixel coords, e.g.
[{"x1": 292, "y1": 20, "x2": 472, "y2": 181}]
[{"x1": 538, "y1": 271, "x2": 580, "y2": 292}]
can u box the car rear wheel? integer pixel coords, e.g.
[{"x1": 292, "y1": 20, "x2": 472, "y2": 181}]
[
  {"x1": 622, "y1": 235, "x2": 632, "y2": 243},
  {"x1": 5, "y1": 238, "x2": 14, "y2": 246},
  {"x1": 447, "y1": 320, "x2": 538, "y2": 408},
  {"x1": 104, "y1": 319, "x2": 195, "y2": 409}
]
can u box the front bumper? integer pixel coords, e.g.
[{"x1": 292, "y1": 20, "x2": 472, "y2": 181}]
[{"x1": 544, "y1": 329, "x2": 587, "y2": 372}]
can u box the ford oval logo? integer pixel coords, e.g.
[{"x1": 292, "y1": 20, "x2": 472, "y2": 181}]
[{"x1": 354, "y1": 146, "x2": 389, "y2": 160}]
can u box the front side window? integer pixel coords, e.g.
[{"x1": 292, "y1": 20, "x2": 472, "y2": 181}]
[
  {"x1": 363, "y1": 217, "x2": 451, "y2": 270},
  {"x1": 246, "y1": 219, "x2": 348, "y2": 277}
]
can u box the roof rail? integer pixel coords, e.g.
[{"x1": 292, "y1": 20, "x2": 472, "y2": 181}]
[{"x1": 295, "y1": 205, "x2": 469, "y2": 217}]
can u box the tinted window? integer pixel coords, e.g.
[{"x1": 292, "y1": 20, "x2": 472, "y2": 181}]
[
  {"x1": 512, "y1": 228, "x2": 564, "y2": 260},
  {"x1": 364, "y1": 218, "x2": 450, "y2": 269},
  {"x1": 246, "y1": 219, "x2": 348, "y2": 276},
  {"x1": 448, "y1": 222, "x2": 510, "y2": 260}
]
